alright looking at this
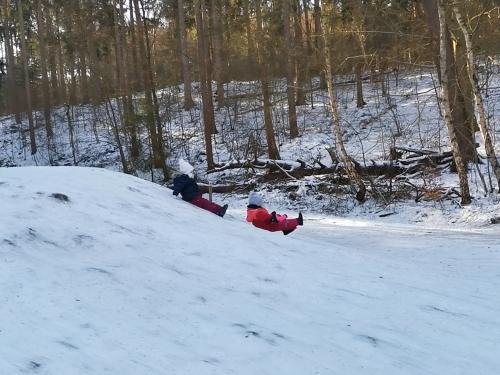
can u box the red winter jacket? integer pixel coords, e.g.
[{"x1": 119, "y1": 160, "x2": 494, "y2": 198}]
[{"x1": 246, "y1": 206, "x2": 287, "y2": 232}]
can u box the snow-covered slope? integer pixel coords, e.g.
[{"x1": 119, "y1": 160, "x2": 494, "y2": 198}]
[{"x1": 1, "y1": 167, "x2": 499, "y2": 374}]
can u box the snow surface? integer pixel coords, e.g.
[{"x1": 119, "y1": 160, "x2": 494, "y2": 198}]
[{"x1": 1, "y1": 166, "x2": 500, "y2": 374}]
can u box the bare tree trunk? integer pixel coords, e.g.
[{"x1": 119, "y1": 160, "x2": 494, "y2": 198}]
[
  {"x1": 112, "y1": 0, "x2": 130, "y2": 174},
  {"x1": 47, "y1": 21, "x2": 60, "y2": 106},
  {"x1": 117, "y1": 0, "x2": 140, "y2": 161},
  {"x1": 128, "y1": 0, "x2": 142, "y2": 93},
  {"x1": 283, "y1": 0, "x2": 299, "y2": 138},
  {"x1": 210, "y1": 0, "x2": 225, "y2": 108},
  {"x1": 17, "y1": 0, "x2": 37, "y2": 155},
  {"x1": 313, "y1": 0, "x2": 326, "y2": 89},
  {"x1": 106, "y1": 98, "x2": 129, "y2": 174},
  {"x1": 294, "y1": 0, "x2": 306, "y2": 106},
  {"x1": 133, "y1": 0, "x2": 167, "y2": 178},
  {"x1": 452, "y1": 1, "x2": 500, "y2": 192},
  {"x1": 256, "y1": 0, "x2": 280, "y2": 160},
  {"x1": 195, "y1": 0, "x2": 215, "y2": 169},
  {"x1": 421, "y1": 0, "x2": 475, "y2": 163},
  {"x1": 177, "y1": 0, "x2": 195, "y2": 110},
  {"x1": 54, "y1": 7, "x2": 67, "y2": 104},
  {"x1": 355, "y1": 62, "x2": 366, "y2": 108},
  {"x1": 243, "y1": 0, "x2": 256, "y2": 64},
  {"x1": 323, "y1": 31, "x2": 366, "y2": 202},
  {"x1": 2, "y1": 0, "x2": 21, "y2": 124},
  {"x1": 36, "y1": 0, "x2": 54, "y2": 147},
  {"x1": 437, "y1": 0, "x2": 471, "y2": 205}
]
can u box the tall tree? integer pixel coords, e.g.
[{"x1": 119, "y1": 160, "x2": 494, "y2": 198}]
[
  {"x1": 421, "y1": 0, "x2": 476, "y2": 163},
  {"x1": 177, "y1": 0, "x2": 194, "y2": 110},
  {"x1": 323, "y1": 25, "x2": 366, "y2": 202},
  {"x1": 195, "y1": 0, "x2": 216, "y2": 169},
  {"x1": 452, "y1": 0, "x2": 500, "y2": 192},
  {"x1": 210, "y1": 0, "x2": 225, "y2": 108},
  {"x1": 293, "y1": 0, "x2": 306, "y2": 105},
  {"x1": 255, "y1": 0, "x2": 280, "y2": 160},
  {"x1": 133, "y1": 0, "x2": 168, "y2": 178},
  {"x1": 17, "y1": 0, "x2": 37, "y2": 155},
  {"x1": 283, "y1": 0, "x2": 299, "y2": 138},
  {"x1": 2, "y1": 0, "x2": 21, "y2": 123},
  {"x1": 36, "y1": 0, "x2": 54, "y2": 149},
  {"x1": 437, "y1": 0, "x2": 471, "y2": 205},
  {"x1": 243, "y1": 0, "x2": 256, "y2": 64}
]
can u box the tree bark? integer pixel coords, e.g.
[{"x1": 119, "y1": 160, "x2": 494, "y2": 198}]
[
  {"x1": 2, "y1": 0, "x2": 21, "y2": 124},
  {"x1": 133, "y1": 0, "x2": 167, "y2": 177},
  {"x1": 243, "y1": 0, "x2": 256, "y2": 64},
  {"x1": 437, "y1": 0, "x2": 471, "y2": 205},
  {"x1": 177, "y1": 0, "x2": 195, "y2": 110},
  {"x1": 255, "y1": 0, "x2": 281, "y2": 160},
  {"x1": 452, "y1": 1, "x2": 500, "y2": 192},
  {"x1": 210, "y1": 0, "x2": 225, "y2": 108},
  {"x1": 36, "y1": 0, "x2": 54, "y2": 144},
  {"x1": 323, "y1": 29, "x2": 366, "y2": 202},
  {"x1": 283, "y1": 0, "x2": 299, "y2": 138},
  {"x1": 195, "y1": 0, "x2": 216, "y2": 169},
  {"x1": 421, "y1": 0, "x2": 475, "y2": 163},
  {"x1": 313, "y1": 0, "x2": 326, "y2": 89},
  {"x1": 17, "y1": 0, "x2": 37, "y2": 155},
  {"x1": 355, "y1": 62, "x2": 366, "y2": 108},
  {"x1": 294, "y1": 0, "x2": 306, "y2": 106}
]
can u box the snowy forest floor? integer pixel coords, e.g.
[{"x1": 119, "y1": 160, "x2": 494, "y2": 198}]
[
  {"x1": 1, "y1": 70, "x2": 500, "y2": 228},
  {"x1": 1, "y1": 167, "x2": 499, "y2": 375}
]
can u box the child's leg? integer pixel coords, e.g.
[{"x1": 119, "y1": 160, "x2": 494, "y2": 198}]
[
  {"x1": 283, "y1": 218, "x2": 299, "y2": 231},
  {"x1": 189, "y1": 195, "x2": 222, "y2": 214},
  {"x1": 276, "y1": 214, "x2": 287, "y2": 223}
]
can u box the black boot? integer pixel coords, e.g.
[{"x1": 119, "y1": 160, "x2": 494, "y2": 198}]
[
  {"x1": 297, "y1": 212, "x2": 303, "y2": 226},
  {"x1": 217, "y1": 204, "x2": 228, "y2": 217}
]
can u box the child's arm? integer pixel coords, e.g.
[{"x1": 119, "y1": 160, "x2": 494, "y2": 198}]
[
  {"x1": 253, "y1": 209, "x2": 273, "y2": 223},
  {"x1": 172, "y1": 176, "x2": 188, "y2": 196}
]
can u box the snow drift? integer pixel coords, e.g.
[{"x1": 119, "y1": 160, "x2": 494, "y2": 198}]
[{"x1": 1, "y1": 167, "x2": 499, "y2": 374}]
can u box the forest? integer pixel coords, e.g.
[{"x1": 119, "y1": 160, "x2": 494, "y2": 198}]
[{"x1": 1, "y1": 0, "x2": 499, "y2": 209}]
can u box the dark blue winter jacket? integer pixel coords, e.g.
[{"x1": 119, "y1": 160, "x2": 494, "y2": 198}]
[{"x1": 172, "y1": 174, "x2": 200, "y2": 201}]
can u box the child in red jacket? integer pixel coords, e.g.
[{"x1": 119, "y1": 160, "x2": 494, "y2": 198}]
[{"x1": 246, "y1": 192, "x2": 303, "y2": 235}]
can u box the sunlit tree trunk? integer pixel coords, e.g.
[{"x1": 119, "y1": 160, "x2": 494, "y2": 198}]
[
  {"x1": 452, "y1": 0, "x2": 500, "y2": 192},
  {"x1": 323, "y1": 30, "x2": 366, "y2": 202},
  {"x1": 421, "y1": 0, "x2": 475, "y2": 163},
  {"x1": 437, "y1": 0, "x2": 471, "y2": 205}
]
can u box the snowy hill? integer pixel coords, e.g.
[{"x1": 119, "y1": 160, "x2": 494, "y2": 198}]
[{"x1": 1, "y1": 167, "x2": 500, "y2": 374}]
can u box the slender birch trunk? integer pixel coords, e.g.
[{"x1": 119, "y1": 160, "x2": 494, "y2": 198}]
[
  {"x1": 323, "y1": 30, "x2": 366, "y2": 202},
  {"x1": 452, "y1": 1, "x2": 500, "y2": 192}
]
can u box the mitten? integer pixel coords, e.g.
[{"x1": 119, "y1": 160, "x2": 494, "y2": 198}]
[{"x1": 270, "y1": 211, "x2": 278, "y2": 223}]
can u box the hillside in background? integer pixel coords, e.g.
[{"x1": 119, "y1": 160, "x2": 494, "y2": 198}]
[{"x1": 2, "y1": 72, "x2": 500, "y2": 226}]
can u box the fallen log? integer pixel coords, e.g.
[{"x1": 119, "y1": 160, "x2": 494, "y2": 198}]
[
  {"x1": 197, "y1": 182, "x2": 256, "y2": 194},
  {"x1": 208, "y1": 150, "x2": 454, "y2": 182}
]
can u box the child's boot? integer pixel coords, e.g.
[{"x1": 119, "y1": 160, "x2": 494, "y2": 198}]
[
  {"x1": 297, "y1": 212, "x2": 303, "y2": 226},
  {"x1": 217, "y1": 204, "x2": 228, "y2": 217}
]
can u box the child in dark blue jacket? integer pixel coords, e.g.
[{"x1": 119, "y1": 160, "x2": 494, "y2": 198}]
[{"x1": 172, "y1": 174, "x2": 228, "y2": 217}]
